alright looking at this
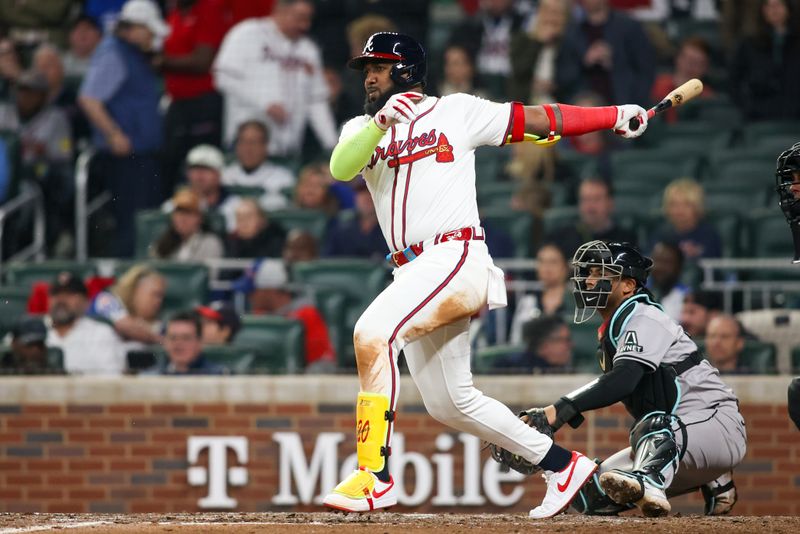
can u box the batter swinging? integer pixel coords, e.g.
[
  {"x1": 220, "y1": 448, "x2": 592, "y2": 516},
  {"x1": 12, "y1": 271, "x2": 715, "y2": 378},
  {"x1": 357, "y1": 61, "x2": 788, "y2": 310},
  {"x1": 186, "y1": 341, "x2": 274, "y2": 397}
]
[{"x1": 322, "y1": 32, "x2": 649, "y2": 517}]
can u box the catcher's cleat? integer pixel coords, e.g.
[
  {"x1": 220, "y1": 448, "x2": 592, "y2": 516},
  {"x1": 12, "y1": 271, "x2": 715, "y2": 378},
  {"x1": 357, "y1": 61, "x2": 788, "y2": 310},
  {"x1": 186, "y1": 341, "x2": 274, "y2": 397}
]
[
  {"x1": 529, "y1": 451, "x2": 598, "y2": 519},
  {"x1": 323, "y1": 467, "x2": 397, "y2": 512},
  {"x1": 599, "y1": 470, "x2": 670, "y2": 518},
  {"x1": 702, "y1": 474, "x2": 737, "y2": 516}
]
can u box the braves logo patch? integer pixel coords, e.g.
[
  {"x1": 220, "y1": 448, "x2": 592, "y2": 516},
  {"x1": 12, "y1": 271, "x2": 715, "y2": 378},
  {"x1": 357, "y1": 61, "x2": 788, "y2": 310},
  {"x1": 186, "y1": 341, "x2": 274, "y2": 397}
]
[{"x1": 620, "y1": 331, "x2": 643, "y2": 353}]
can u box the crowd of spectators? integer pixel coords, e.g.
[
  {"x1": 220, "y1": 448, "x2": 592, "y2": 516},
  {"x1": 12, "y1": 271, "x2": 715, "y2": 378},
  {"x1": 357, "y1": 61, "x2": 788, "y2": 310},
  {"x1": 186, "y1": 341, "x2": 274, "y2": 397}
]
[{"x1": 1, "y1": 0, "x2": 799, "y2": 376}]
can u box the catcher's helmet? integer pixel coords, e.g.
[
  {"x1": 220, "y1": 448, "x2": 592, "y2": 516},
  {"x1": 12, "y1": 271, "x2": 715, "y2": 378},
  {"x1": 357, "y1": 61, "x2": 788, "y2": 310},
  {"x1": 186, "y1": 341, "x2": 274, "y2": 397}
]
[
  {"x1": 775, "y1": 141, "x2": 800, "y2": 263},
  {"x1": 571, "y1": 241, "x2": 653, "y2": 324},
  {"x1": 347, "y1": 32, "x2": 427, "y2": 88}
]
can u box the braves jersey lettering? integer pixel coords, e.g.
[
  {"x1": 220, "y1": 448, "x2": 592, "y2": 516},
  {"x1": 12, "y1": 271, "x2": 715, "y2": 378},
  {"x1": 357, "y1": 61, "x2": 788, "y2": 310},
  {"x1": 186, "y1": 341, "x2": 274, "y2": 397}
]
[{"x1": 340, "y1": 93, "x2": 512, "y2": 251}]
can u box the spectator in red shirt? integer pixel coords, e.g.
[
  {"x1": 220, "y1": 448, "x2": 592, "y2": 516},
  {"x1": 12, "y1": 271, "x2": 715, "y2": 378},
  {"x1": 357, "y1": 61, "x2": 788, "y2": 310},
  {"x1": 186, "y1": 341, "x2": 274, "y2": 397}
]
[
  {"x1": 156, "y1": 0, "x2": 231, "y2": 197},
  {"x1": 249, "y1": 258, "x2": 336, "y2": 373}
]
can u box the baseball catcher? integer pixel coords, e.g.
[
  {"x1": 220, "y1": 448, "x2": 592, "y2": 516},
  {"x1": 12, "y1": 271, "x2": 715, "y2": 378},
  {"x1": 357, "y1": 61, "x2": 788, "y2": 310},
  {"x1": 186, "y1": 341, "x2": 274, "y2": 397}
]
[
  {"x1": 776, "y1": 141, "x2": 800, "y2": 430},
  {"x1": 491, "y1": 241, "x2": 746, "y2": 516}
]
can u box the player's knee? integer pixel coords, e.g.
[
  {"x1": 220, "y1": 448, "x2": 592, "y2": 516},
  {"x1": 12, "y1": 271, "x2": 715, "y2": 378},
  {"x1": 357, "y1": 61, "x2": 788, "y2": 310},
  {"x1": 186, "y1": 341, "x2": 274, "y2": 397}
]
[{"x1": 423, "y1": 387, "x2": 478, "y2": 424}]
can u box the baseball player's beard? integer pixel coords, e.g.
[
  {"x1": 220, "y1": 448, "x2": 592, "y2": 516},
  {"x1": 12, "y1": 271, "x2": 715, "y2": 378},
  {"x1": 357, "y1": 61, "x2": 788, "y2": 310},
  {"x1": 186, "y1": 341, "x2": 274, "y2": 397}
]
[{"x1": 364, "y1": 84, "x2": 403, "y2": 116}]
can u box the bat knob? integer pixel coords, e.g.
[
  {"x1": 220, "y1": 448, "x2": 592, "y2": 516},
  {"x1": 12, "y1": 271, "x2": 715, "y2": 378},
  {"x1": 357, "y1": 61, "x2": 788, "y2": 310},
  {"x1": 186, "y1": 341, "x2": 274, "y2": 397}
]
[{"x1": 628, "y1": 117, "x2": 641, "y2": 131}]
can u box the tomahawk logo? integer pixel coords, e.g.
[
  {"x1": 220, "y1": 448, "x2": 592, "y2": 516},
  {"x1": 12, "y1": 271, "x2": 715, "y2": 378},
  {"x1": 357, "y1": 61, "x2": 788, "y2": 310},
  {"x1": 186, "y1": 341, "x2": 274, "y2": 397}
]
[
  {"x1": 187, "y1": 436, "x2": 248, "y2": 508},
  {"x1": 621, "y1": 331, "x2": 644, "y2": 353}
]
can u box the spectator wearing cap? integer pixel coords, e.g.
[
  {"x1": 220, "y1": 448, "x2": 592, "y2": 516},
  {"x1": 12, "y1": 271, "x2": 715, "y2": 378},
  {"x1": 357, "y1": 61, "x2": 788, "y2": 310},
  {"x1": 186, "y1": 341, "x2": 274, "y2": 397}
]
[
  {"x1": 705, "y1": 314, "x2": 751, "y2": 374},
  {"x1": 156, "y1": 0, "x2": 231, "y2": 195},
  {"x1": 45, "y1": 272, "x2": 126, "y2": 375},
  {"x1": 151, "y1": 187, "x2": 224, "y2": 261},
  {"x1": 0, "y1": 68, "x2": 74, "y2": 249},
  {"x1": 196, "y1": 302, "x2": 241, "y2": 345},
  {"x1": 250, "y1": 259, "x2": 336, "y2": 373},
  {"x1": 1, "y1": 317, "x2": 61, "y2": 375},
  {"x1": 165, "y1": 144, "x2": 242, "y2": 232},
  {"x1": 681, "y1": 290, "x2": 723, "y2": 338},
  {"x1": 493, "y1": 315, "x2": 574, "y2": 374},
  {"x1": 79, "y1": 0, "x2": 170, "y2": 257},
  {"x1": 225, "y1": 198, "x2": 287, "y2": 259},
  {"x1": 63, "y1": 15, "x2": 103, "y2": 79},
  {"x1": 90, "y1": 264, "x2": 166, "y2": 349},
  {"x1": 323, "y1": 178, "x2": 387, "y2": 261},
  {"x1": 156, "y1": 310, "x2": 225, "y2": 375},
  {"x1": 222, "y1": 120, "x2": 296, "y2": 211},
  {"x1": 213, "y1": 0, "x2": 338, "y2": 158}
]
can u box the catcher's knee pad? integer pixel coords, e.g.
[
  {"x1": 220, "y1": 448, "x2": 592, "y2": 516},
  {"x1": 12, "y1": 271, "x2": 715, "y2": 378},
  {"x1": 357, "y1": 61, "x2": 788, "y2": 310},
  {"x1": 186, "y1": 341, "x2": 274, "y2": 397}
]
[
  {"x1": 356, "y1": 391, "x2": 394, "y2": 472},
  {"x1": 571, "y1": 463, "x2": 635, "y2": 515},
  {"x1": 629, "y1": 411, "x2": 679, "y2": 489}
]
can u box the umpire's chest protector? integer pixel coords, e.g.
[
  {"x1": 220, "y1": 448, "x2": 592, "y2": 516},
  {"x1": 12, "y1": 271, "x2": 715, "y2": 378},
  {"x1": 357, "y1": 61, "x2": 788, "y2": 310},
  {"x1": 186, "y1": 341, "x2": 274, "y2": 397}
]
[{"x1": 599, "y1": 294, "x2": 681, "y2": 420}]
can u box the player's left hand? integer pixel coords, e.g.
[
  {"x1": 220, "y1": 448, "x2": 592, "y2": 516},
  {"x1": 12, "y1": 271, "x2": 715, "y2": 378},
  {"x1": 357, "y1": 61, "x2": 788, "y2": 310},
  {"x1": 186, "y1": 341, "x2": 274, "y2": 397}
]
[{"x1": 613, "y1": 104, "x2": 648, "y2": 138}]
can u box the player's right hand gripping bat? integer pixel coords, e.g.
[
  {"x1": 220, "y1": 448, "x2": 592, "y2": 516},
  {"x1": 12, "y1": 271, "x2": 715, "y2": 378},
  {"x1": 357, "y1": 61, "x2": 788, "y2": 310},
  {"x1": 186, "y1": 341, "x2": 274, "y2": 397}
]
[{"x1": 629, "y1": 78, "x2": 704, "y2": 131}]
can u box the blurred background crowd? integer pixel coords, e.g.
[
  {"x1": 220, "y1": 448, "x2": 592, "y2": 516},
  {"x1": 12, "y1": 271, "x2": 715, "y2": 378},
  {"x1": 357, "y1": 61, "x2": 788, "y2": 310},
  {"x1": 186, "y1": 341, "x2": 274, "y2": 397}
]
[{"x1": 0, "y1": 0, "x2": 799, "y2": 378}]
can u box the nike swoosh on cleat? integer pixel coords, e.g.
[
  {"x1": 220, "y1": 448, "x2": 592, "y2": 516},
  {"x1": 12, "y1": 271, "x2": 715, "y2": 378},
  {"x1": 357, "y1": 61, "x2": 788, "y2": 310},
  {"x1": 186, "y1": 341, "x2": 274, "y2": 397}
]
[
  {"x1": 372, "y1": 478, "x2": 395, "y2": 498},
  {"x1": 557, "y1": 457, "x2": 579, "y2": 493}
]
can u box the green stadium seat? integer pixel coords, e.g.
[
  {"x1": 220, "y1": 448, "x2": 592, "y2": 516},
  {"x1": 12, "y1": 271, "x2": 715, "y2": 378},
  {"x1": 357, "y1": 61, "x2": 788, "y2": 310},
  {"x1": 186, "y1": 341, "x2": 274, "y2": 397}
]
[
  {"x1": 477, "y1": 182, "x2": 517, "y2": 208},
  {"x1": 233, "y1": 315, "x2": 305, "y2": 373},
  {"x1": 46, "y1": 347, "x2": 65, "y2": 371},
  {"x1": 480, "y1": 207, "x2": 534, "y2": 257},
  {"x1": 541, "y1": 206, "x2": 579, "y2": 236},
  {"x1": 705, "y1": 211, "x2": 744, "y2": 258},
  {"x1": 611, "y1": 149, "x2": 702, "y2": 180},
  {"x1": 474, "y1": 145, "x2": 510, "y2": 182},
  {"x1": 749, "y1": 133, "x2": 799, "y2": 155},
  {"x1": 135, "y1": 209, "x2": 225, "y2": 259},
  {"x1": 225, "y1": 185, "x2": 265, "y2": 198},
  {"x1": 113, "y1": 261, "x2": 209, "y2": 315},
  {"x1": 0, "y1": 287, "x2": 32, "y2": 337},
  {"x1": 5, "y1": 261, "x2": 97, "y2": 288},
  {"x1": 614, "y1": 191, "x2": 662, "y2": 216},
  {"x1": 615, "y1": 211, "x2": 660, "y2": 246},
  {"x1": 792, "y1": 346, "x2": 800, "y2": 373},
  {"x1": 268, "y1": 208, "x2": 328, "y2": 240},
  {"x1": 473, "y1": 344, "x2": 525, "y2": 374},
  {"x1": 748, "y1": 209, "x2": 795, "y2": 258},
  {"x1": 202, "y1": 345, "x2": 257, "y2": 374},
  {"x1": 707, "y1": 148, "x2": 777, "y2": 175},
  {"x1": 569, "y1": 320, "x2": 600, "y2": 373},
  {"x1": 741, "y1": 121, "x2": 800, "y2": 146},
  {"x1": 557, "y1": 149, "x2": 595, "y2": 179},
  {"x1": 309, "y1": 287, "x2": 348, "y2": 368},
  {"x1": 707, "y1": 156, "x2": 776, "y2": 186}
]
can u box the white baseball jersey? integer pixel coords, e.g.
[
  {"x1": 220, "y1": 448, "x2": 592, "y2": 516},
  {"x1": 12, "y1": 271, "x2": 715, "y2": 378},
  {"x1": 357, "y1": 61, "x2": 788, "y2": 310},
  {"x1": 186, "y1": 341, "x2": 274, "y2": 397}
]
[
  {"x1": 213, "y1": 18, "x2": 338, "y2": 156},
  {"x1": 340, "y1": 93, "x2": 513, "y2": 252}
]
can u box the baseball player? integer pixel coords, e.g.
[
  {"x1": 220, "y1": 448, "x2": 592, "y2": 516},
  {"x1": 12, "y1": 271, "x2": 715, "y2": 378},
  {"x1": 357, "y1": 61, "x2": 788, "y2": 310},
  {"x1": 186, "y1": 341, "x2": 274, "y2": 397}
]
[
  {"x1": 321, "y1": 32, "x2": 650, "y2": 517},
  {"x1": 498, "y1": 241, "x2": 746, "y2": 517},
  {"x1": 776, "y1": 141, "x2": 800, "y2": 430}
]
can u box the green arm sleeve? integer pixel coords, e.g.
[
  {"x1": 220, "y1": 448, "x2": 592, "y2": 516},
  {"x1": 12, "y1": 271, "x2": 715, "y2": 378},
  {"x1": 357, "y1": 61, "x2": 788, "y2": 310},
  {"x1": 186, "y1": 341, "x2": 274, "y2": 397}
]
[{"x1": 329, "y1": 119, "x2": 386, "y2": 181}]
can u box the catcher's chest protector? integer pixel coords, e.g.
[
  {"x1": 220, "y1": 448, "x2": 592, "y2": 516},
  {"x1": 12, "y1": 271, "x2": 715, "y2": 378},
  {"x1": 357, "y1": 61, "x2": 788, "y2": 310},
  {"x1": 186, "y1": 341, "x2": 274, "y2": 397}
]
[{"x1": 599, "y1": 294, "x2": 681, "y2": 420}]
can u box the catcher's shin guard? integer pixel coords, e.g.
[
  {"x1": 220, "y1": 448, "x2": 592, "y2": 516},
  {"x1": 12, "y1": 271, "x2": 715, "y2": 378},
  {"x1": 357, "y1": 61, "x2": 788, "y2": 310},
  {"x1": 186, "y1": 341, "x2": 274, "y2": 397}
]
[
  {"x1": 356, "y1": 391, "x2": 393, "y2": 472},
  {"x1": 629, "y1": 411, "x2": 679, "y2": 490}
]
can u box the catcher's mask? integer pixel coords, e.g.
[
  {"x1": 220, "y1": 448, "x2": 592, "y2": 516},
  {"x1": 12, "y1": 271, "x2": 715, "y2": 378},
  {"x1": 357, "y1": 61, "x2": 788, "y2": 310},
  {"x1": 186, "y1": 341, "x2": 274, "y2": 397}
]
[
  {"x1": 571, "y1": 240, "x2": 653, "y2": 324},
  {"x1": 775, "y1": 141, "x2": 800, "y2": 263}
]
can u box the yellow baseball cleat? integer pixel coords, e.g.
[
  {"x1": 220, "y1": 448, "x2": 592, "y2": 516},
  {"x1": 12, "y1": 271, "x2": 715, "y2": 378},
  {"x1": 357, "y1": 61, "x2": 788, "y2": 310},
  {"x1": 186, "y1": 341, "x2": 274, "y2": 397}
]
[{"x1": 323, "y1": 467, "x2": 397, "y2": 512}]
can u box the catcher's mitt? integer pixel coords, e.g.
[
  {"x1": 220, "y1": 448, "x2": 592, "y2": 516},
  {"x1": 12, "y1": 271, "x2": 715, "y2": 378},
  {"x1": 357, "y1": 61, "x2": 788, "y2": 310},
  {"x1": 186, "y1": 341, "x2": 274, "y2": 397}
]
[{"x1": 488, "y1": 408, "x2": 555, "y2": 475}]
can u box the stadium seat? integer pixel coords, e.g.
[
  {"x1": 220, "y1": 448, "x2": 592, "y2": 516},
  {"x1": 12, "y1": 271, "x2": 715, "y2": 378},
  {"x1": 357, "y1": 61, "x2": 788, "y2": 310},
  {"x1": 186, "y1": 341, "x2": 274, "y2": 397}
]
[
  {"x1": 480, "y1": 207, "x2": 534, "y2": 257},
  {"x1": 309, "y1": 286, "x2": 348, "y2": 368},
  {"x1": 541, "y1": 205, "x2": 579, "y2": 236},
  {"x1": 477, "y1": 181, "x2": 518, "y2": 208},
  {"x1": 202, "y1": 345, "x2": 257, "y2": 374},
  {"x1": 748, "y1": 209, "x2": 795, "y2": 259},
  {"x1": 741, "y1": 121, "x2": 800, "y2": 146},
  {"x1": 557, "y1": 149, "x2": 595, "y2": 179},
  {"x1": 610, "y1": 149, "x2": 702, "y2": 180},
  {"x1": 696, "y1": 339, "x2": 778, "y2": 374},
  {"x1": 46, "y1": 347, "x2": 65, "y2": 371},
  {"x1": 473, "y1": 344, "x2": 525, "y2": 374},
  {"x1": 613, "y1": 191, "x2": 662, "y2": 216},
  {"x1": 706, "y1": 156, "x2": 776, "y2": 187},
  {"x1": 233, "y1": 315, "x2": 305, "y2": 373},
  {"x1": 114, "y1": 261, "x2": 209, "y2": 315},
  {"x1": 5, "y1": 261, "x2": 97, "y2": 288},
  {"x1": 134, "y1": 209, "x2": 225, "y2": 259},
  {"x1": 569, "y1": 320, "x2": 600, "y2": 373},
  {"x1": 792, "y1": 346, "x2": 800, "y2": 373},
  {"x1": 474, "y1": 145, "x2": 510, "y2": 182},
  {"x1": 268, "y1": 208, "x2": 328, "y2": 240},
  {"x1": 225, "y1": 185, "x2": 265, "y2": 198},
  {"x1": 0, "y1": 286, "x2": 33, "y2": 337},
  {"x1": 705, "y1": 211, "x2": 744, "y2": 258}
]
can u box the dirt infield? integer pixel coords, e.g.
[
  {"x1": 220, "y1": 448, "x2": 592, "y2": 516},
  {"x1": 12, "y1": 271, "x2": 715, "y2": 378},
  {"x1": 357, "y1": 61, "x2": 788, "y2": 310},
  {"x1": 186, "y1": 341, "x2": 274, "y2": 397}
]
[{"x1": 1, "y1": 513, "x2": 799, "y2": 534}]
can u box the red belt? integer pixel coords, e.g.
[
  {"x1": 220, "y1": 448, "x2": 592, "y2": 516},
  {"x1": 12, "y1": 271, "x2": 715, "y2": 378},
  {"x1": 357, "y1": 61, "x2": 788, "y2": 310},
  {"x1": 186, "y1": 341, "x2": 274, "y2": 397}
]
[{"x1": 387, "y1": 226, "x2": 485, "y2": 268}]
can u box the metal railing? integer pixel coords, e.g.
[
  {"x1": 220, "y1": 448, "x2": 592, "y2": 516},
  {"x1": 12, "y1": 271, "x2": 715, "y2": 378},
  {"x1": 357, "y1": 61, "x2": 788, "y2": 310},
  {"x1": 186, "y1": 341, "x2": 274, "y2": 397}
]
[
  {"x1": 0, "y1": 183, "x2": 45, "y2": 277},
  {"x1": 697, "y1": 257, "x2": 800, "y2": 313},
  {"x1": 74, "y1": 149, "x2": 111, "y2": 261}
]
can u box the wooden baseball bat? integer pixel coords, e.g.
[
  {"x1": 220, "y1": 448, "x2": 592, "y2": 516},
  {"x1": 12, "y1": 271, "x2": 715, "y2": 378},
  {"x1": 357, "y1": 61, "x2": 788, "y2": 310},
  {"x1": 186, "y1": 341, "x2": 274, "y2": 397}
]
[{"x1": 629, "y1": 78, "x2": 704, "y2": 130}]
